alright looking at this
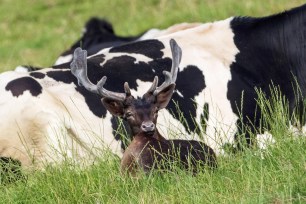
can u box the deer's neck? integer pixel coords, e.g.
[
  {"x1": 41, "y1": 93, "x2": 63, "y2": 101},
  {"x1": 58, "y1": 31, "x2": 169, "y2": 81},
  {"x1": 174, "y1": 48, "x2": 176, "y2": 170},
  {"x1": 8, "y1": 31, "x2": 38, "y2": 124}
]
[
  {"x1": 132, "y1": 129, "x2": 167, "y2": 142},
  {"x1": 153, "y1": 129, "x2": 167, "y2": 142}
]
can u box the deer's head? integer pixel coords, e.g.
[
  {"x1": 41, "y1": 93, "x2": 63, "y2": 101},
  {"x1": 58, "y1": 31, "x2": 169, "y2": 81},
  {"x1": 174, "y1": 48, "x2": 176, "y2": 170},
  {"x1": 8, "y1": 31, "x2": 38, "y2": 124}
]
[{"x1": 71, "y1": 39, "x2": 182, "y2": 136}]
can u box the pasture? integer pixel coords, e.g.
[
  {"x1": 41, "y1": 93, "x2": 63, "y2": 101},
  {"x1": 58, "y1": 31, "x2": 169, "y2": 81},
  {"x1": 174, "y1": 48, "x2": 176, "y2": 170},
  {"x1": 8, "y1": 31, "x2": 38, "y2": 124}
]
[{"x1": 0, "y1": 0, "x2": 305, "y2": 203}]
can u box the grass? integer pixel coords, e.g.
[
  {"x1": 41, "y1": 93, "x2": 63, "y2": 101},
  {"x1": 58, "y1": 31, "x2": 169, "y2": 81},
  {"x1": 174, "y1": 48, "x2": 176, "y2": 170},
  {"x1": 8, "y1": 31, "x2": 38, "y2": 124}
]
[
  {"x1": 0, "y1": 134, "x2": 305, "y2": 203},
  {"x1": 0, "y1": 0, "x2": 306, "y2": 203},
  {"x1": 0, "y1": 0, "x2": 305, "y2": 71}
]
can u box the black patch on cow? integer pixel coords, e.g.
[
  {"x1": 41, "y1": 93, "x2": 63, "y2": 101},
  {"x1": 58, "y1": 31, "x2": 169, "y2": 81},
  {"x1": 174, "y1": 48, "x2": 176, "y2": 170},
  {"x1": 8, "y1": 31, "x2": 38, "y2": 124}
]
[
  {"x1": 167, "y1": 65, "x2": 206, "y2": 133},
  {"x1": 52, "y1": 62, "x2": 70, "y2": 69},
  {"x1": 5, "y1": 77, "x2": 42, "y2": 97},
  {"x1": 30, "y1": 72, "x2": 45, "y2": 79},
  {"x1": 228, "y1": 4, "x2": 306, "y2": 146},
  {"x1": 46, "y1": 70, "x2": 75, "y2": 84},
  {"x1": 200, "y1": 103, "x2": 209, "y2": 134},
  {"x1": 46, "y1": 70, "x2": 107, "y2": 118},
  {"x1": 109, "y1": 40, "x2": 165, "y2": 59},
  {"x1": 0, "y1": 157, "x2": 25, "y2": 184},
  {"x1": 98, "y1": 55, "x2": 172, "y2": 93}
]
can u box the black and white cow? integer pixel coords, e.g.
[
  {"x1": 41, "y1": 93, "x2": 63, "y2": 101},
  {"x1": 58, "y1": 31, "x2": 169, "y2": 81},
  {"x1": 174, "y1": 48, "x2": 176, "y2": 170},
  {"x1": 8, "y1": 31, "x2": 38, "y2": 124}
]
[{"x1": 1, "y1": 4, "x2": 306, "y2": 168}]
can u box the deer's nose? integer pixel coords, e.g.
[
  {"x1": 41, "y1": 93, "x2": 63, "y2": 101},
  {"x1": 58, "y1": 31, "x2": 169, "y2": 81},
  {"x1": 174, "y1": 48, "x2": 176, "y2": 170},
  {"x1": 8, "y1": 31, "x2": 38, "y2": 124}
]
[{"x1": 141, "y1": 121, "x2": 155, "y2": 133}]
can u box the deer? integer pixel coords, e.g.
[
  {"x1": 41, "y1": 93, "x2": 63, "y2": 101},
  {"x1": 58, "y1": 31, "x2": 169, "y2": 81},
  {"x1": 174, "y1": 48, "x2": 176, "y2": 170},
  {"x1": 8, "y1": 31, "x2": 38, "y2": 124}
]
[{"x1": 71, "y1": 39, "x2": 217, "y2": 175}]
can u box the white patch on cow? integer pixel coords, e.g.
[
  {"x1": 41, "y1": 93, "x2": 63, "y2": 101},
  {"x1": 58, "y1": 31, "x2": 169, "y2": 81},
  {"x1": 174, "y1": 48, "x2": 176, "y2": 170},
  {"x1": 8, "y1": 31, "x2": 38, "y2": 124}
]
[
  {"x1": 288, "y1": 123, "x2": 306, "y2": 138},
  {"x1": 160, "y1": 22, "x2": 202, "y2": 36},
  {"x1": 14, "y1": 66, "x2": 31, "y2": 73},
  {"x1": 139, "y1": 23, "x2": 202, "y2": 40},
  {"x1": 289, "y1": 124, "x2": 301, "y2": 137},
  {"x1": 202, "y1": 60, "x2": 239, "y2": 153},
  {"x1": 157, "y1": 108, "x2": 200, "y2": 141},
  {"x1": 300, "y1": 126, "x2": 306, "y2": 136},
  {"x1": 256, "y1": 132, "x2": 276, "y2": 150},
  {"x1": 97, "y1": 52, "x2": 153, "y2": 67},
  {"x1": 159, "y1": 18, "x2": 238, "y2": 66},
  {"x1": 54, "y1": 54, "x2": 73, "y2": 65},
  {"x1": 194, "y1": 88, "x2": 238, "y2": 155},
  {"x1": 132, "y1": 80, "x2": 152, "y2": 97},
  {"x1": 137, "y1": 29, "x2": 161, "y2": 41},
  {"x1": 43, "y1": 79, "x2": 123, "y2": 160}
]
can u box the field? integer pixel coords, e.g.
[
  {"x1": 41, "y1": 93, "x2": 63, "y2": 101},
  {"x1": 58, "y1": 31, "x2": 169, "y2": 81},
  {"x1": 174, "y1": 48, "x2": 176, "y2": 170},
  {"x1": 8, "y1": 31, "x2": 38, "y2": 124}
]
[{"x1": 0, "y1": 0, "x2": 306, "y2": 203}]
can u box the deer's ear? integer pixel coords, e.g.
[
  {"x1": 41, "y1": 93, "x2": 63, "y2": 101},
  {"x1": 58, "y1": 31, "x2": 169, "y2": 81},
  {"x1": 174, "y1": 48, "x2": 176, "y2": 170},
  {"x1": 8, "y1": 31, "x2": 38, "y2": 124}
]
[
  {"x1": 101, "y1": 98, "x2": 125, "y2": 117},
  {"x1": 156, "y1": 84, "x2": 176, "y2": 109}
]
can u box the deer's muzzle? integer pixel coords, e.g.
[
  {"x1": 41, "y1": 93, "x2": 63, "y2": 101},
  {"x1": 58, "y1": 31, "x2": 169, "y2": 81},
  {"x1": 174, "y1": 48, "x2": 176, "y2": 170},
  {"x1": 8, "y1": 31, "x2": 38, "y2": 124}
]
[{"x1": 141, "y1": 121, "x2": 155, "y2": 133}]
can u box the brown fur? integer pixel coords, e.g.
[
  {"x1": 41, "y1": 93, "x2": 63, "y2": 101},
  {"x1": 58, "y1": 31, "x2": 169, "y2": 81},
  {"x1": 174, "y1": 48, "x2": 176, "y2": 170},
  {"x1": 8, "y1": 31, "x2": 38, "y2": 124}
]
[{"x1": 121, "y1": 131, "x2": 217, "y2": 175}]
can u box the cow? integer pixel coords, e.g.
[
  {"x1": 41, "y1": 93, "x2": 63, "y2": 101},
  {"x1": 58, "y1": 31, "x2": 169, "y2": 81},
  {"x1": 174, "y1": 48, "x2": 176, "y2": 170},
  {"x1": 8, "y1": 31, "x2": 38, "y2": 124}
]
[{"x1": 1, "y1": 4, "x2": 306, "y2": 168}]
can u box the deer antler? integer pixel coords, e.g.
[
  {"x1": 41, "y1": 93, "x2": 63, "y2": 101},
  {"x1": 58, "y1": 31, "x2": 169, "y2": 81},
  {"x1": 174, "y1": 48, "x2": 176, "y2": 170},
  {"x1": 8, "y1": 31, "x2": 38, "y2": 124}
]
[
  {"x1": 71, "y1": 39, "x2": 182, "y2": 101},
  {"x1": 146, "y1": 39, "x2": 182, "y2": 96},
  {"x1": 70, "y1": 48, "x2": 127, "y2": 101}
]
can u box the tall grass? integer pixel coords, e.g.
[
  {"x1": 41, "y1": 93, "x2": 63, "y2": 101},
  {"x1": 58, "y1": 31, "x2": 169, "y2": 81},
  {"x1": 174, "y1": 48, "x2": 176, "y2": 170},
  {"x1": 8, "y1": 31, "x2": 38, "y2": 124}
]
[{"x1": 0, "y1": 1, "x2": 306, "y2": 203}]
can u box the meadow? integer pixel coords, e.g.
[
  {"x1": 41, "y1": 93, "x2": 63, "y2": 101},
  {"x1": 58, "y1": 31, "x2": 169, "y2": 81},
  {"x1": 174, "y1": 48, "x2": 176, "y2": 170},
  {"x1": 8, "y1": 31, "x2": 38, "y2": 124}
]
[{"x1": 0, "y1": 0, "x2": 306, "y2": 203}]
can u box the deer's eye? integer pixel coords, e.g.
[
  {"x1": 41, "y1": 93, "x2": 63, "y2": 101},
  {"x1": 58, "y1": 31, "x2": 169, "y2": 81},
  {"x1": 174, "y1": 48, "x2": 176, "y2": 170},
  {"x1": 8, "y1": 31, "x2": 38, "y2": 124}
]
[{"x1": 125, "y1": 112, "x2": 134, "y2": 119}]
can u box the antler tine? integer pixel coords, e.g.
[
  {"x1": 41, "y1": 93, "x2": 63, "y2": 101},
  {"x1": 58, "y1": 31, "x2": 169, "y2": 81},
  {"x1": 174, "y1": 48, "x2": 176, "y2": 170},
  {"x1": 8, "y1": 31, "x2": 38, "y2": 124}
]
[
  {"x1": 146, "y1": 76, "x2": 159, "y2": 94},
  {"x1": 153, "y1": 39, "x2": 182, "y2": 96},
  {"x1": 169, "y1": 39, "x2": 182, "y2": 83},
  {"x1": 71, "y1": 48, "x2": 126, "y2": 101},
  {"x1": 124, "y1": 82, "x2": 131, "y2": 97},
  {"x1": 96, "y1": 76, "x2": 126, "y2": 101},
  {"x1": 71, "y1": 48, "x2": 99, "y2": 94}
]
